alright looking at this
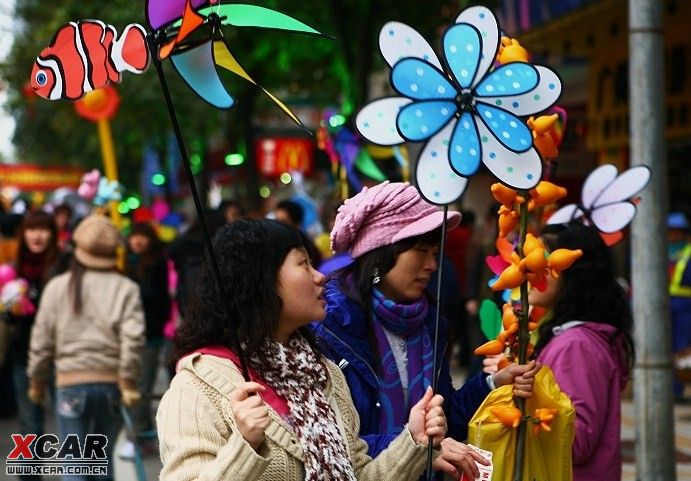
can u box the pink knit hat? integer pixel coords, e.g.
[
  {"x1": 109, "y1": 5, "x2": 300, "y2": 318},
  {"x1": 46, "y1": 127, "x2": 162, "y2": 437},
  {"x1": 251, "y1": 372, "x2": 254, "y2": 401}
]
[{"x1": 331, "y1": 181, "x2": 461, "y2": 258}]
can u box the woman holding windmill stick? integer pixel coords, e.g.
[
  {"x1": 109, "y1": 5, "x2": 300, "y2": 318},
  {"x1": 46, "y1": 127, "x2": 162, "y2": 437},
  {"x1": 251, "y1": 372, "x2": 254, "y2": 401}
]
[{"x1": 312, "y1": 181, "x2": 541, "y2": 480}]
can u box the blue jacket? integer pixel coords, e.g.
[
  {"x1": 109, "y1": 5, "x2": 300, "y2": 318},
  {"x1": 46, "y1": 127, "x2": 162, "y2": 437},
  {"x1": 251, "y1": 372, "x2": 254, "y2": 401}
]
[{"x1": 311, "y1": 280, "x2": 491, "y2": 457}]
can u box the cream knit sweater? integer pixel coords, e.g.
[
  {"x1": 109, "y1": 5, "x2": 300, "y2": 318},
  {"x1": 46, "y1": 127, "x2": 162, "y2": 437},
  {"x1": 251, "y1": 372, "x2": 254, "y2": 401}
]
[{"x1": 157, "y1": 353, "x2": 434, "y2": 481}]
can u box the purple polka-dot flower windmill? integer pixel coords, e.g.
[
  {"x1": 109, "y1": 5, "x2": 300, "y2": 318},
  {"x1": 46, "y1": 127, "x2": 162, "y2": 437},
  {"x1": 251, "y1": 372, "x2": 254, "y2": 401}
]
[{"x1": 355, "y1": 5, "x2": 562, "y2": 205}]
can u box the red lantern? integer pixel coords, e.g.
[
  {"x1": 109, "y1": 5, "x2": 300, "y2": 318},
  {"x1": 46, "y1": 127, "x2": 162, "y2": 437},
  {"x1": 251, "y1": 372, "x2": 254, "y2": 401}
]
[
  {"x1": 21, "y1": 81, "x2": 38, "y2": 103},
  {"x1": 74, "y1": 86, "x2": 120, "y2": 122}
]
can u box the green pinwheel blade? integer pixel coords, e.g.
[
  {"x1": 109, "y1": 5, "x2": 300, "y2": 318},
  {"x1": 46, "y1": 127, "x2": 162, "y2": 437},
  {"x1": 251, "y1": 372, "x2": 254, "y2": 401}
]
[
  {"x1": 198, "y1": 4, "x2": 323, "y2": 35},
  {"x1": 355, "y1": 149, "x2": 387, "y2": 182},
  {"x1": 479, "y1": 299, "x2": 502, "y2": 340}
]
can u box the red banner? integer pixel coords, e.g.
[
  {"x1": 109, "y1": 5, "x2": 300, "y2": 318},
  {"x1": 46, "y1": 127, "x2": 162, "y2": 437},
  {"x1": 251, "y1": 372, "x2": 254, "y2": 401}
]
[
  {"x1": 0, "y1": 164, "x2": 85, "y2": 191},
  {"x1": 255, "y1": 138, "x2": 314, "y2": 177}
]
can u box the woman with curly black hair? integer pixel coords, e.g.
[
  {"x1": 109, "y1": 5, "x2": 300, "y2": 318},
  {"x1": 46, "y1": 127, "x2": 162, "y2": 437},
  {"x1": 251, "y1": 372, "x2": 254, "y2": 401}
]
[
  {"x1": 530, "y1": 222, "x2": 634, "y2": 481},
  {"x1": 157, "y1": 218, "x2": 448, "y2": 481}
]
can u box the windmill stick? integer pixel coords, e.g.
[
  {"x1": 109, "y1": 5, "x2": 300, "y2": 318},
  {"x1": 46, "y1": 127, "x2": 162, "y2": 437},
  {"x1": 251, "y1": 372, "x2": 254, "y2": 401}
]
[
  {"x1": 147, "y1": 33, "x2": 251, "y2": 382},
  {"x1": 512, "y1": 192, "x2": 530, "y2": 481},
  {"x1": 425, "y1": 204, "x2": 449, "y2": 481}
]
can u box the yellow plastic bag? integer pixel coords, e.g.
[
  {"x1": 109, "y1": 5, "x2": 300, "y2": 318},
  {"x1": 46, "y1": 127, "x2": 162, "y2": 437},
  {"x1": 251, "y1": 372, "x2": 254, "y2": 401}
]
[{"x1": 468, "y1": 367, "x2": 575, "y2": 481}]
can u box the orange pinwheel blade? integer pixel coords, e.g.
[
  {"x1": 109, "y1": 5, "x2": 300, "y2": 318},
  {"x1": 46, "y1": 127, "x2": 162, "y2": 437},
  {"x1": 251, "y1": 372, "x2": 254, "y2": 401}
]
[{"x1": 159, "y1": 0, "x2": 204, "y2": 59}]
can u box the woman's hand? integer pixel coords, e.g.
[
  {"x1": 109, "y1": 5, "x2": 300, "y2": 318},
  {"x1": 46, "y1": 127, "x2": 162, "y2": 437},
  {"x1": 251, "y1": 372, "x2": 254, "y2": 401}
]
[
  {"x1": 229, "y1": 382, "x2": 270, "y2": 451},
  {"x1": 432, "y1": 438, "x2": 490, "y2": 479},
  {"x1": 407, "y1": 387, "x2": 446, "y2": 447},
  {"x1": 493, "y1": 360, "x2": 542, "y2": 399},
  {"x1": 27, "y1": 379, "x2": 45, "y2": 405},
  {"x1": 482, "y1": 354, "x2": 502, "y2": 374},
  {"x1": 118, "y1": 378, "x2": 142, "y2": 408}
]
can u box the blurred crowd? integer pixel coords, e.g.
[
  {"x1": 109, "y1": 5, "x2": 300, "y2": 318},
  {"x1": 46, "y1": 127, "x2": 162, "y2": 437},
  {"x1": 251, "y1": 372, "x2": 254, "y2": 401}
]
[{"x1": 4, "y1": 187, "x2": 687, "y2": 481}]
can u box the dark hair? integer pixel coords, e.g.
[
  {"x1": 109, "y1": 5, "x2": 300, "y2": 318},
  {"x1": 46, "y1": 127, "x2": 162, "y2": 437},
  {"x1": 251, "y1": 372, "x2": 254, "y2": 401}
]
[
  {"x1": 460, "y1": 210, "x2": 476, "y2": 226},
  {"x1": 185, "y1": 209, "x2": 225, "y2": 237},
  {"x1": 174, "y1": 218, "x2": 317, "y2": 360},
  {"x1": 68, "y1": 257, "x2": 88, "y2": 313},
  {"x1": 127, "y1": 222, "x2": 165, "y2": 278},
  {"x1": 329, "y1": 228, "x2": 441, "y2": 366},
  {"x1": 17, "y1": 211, "x2": 59, "y2": 284},
  {"x1": 276, "y1": 199, "x2": 304, "y2": 226},
  {"x1": 533, "y1": 222, "x2": 634, "y2": 371},
  {"x1": 54, "y1": 203, "x2": 73, "y2": 216}
]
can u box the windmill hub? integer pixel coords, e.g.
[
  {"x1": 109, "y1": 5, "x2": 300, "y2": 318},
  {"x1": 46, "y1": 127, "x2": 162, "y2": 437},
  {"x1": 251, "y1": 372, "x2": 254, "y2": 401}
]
[{"x1": 455, "y1": 90, "x2": 475, "y2": 112}]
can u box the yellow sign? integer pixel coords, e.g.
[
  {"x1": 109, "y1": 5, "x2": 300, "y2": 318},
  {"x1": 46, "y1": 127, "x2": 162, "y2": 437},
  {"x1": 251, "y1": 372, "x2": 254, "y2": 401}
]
[{"x1": 0, "y1": 164, "x2": 84, "y2": 191}]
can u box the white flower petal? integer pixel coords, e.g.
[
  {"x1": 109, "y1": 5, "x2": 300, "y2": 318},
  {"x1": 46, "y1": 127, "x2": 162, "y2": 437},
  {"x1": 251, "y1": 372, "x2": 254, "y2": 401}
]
[
  {"x1": 476, "y1": 120, "x2": 541, "y2": 189},
  {"x1": 547, "y1": 204, "x2": 584, "y2": 225},
  {"x1": 581, "y1": 164, "x2": 618, "y2": 208},
  {"x1": 591, "y1": 203, "x2": 637, "y2": 233},
  {"x1": 379, "y1": 22, "x2": 442, "y2": 70},
  {"x1": 356, "y1": 97, "x2": 412, "y2": 146},
  {"x1": 592, "y1": 166, "x2": 651, "y2": 207},
  {"x1": 415, "y1": 122, "x2": 468, "y2": 205},
  {"x1": 454, "y1": 6, "x2": 500, "y2": 88}
]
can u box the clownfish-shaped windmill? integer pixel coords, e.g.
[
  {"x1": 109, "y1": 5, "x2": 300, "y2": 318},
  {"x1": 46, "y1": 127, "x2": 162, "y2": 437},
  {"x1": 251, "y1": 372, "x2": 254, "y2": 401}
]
[
  {"x1": 31, "y1": 21, "x2": 149, "y2": 101},
  {"x1": 31, "y1": 0, "x2": 330, "y2": 129}
]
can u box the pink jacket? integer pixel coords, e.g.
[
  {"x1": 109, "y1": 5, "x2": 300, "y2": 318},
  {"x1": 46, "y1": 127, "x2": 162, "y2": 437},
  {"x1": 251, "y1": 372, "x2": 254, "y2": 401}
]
[{"x1": 538, "y1": 322, "x2": 629, "y2": 481}]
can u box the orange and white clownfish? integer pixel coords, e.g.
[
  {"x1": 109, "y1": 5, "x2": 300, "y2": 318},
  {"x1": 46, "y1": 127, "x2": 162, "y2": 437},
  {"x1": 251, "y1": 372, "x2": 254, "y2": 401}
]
[{"x1": 31, "y1": 20, "x2": 150, "y2": 101}]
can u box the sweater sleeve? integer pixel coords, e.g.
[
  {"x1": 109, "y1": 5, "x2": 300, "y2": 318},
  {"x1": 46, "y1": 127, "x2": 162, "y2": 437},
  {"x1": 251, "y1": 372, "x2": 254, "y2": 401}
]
[
  {"x1": 539, "y1": 336, "x2": 612, "y2": 464},
  {"x1": 352, "y1": 427, "x2": 431, "y2": 481},
  {"x1": 27, "y1": 281, "x2": 56, "y2": 382},
  {"x1": 157, "y1": 373, "x2": 271, "y2": 481},
  {"x1": 118, "y1": 283, "x2": 146, "y2": 381}
]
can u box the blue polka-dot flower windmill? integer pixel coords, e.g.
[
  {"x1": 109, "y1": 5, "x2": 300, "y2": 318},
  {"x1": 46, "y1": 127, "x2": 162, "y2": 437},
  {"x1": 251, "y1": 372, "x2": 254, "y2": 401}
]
[
  {"x1": 356, "y1": 5, "x2": 561, "y2": 204},
  {"x1": 354, "y1": 5, "x2": 563, "y2": 481}
]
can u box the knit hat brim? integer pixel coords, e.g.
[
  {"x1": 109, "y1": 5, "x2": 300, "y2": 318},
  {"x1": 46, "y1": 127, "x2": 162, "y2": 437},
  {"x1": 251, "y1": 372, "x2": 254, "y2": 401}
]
[{"x1": 391, "y1": 210, "x2": 461, "y2": 245}]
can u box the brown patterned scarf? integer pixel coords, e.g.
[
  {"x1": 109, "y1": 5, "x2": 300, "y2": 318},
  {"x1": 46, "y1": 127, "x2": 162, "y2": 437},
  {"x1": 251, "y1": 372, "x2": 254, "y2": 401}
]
[{"x1": 250, "y1": 334, "x2": 356, "y2": 481}]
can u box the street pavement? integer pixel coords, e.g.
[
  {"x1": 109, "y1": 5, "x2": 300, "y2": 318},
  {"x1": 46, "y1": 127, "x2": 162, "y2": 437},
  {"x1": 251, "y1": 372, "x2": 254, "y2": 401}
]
[{"x1": 1, "y1": 368, "x2": 690, "y2": 480}]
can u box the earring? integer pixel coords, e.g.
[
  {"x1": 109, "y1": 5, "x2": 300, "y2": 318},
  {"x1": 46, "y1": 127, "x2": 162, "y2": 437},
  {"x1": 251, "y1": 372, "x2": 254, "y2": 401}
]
[{"x1": 372, "y1": 267, "x2": 381, "y2": 285}]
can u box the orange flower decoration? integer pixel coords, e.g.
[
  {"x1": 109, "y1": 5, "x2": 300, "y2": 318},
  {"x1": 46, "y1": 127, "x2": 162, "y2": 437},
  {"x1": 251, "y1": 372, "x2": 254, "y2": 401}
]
[
  {"x1": 492, "y1": 406, "x2": 523, "y2": 429},
  {"x1": 491, "y1": 261, "x2": 524, "y2": 291},
  {"x1": 491, "y1": 183, "x2": 525, "y2": 238},
  {"x1": 496, "y1": 36, "x2": 529, "y2": 64},
  {"x1": 498, "y1": 205, "x2": 520, "y2": 238},
  {"x1": 491, "y1": 183, "x2": 524, "y2": 206},
  {"x1": 527, "y1": 114, "x2": 560, "y2": 159},
  {"x1": 547, "y1": 249, "x2": 583, "y2": 277},
  {"x1": 474, "y1": 339, "x2": 505, "y2": 356},
  {"x1": 531, "y1": 407, "x2": 558, "y2": 435},
  {"x1": 528, "y1": 181, "x2": 567, "y2": 210}
]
